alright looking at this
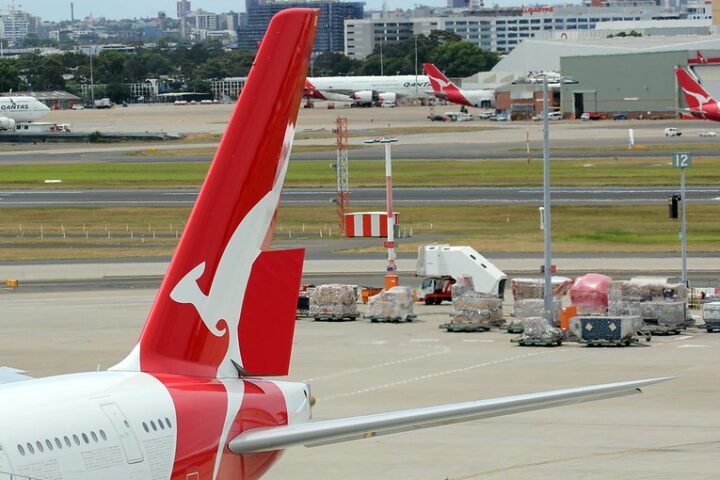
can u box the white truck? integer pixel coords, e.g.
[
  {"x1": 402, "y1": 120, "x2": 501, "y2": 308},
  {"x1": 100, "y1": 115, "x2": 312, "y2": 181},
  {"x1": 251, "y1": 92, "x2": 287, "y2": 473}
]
[{"x1": 416, "y1": 244, "x2": 507, "y2": 304}]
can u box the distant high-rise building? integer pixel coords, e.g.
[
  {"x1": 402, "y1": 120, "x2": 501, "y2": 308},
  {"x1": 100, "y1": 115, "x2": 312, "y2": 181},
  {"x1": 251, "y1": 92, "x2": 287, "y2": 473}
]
[
  {"x1": 70, "y1": 2, "x2": 74, "y2": 22},
  {"x1": 239, "y1": 0, "x2": 363, "y2": 52},
  {"x1": 177, "y1": 0, "x2": 191, "y2": 18}
]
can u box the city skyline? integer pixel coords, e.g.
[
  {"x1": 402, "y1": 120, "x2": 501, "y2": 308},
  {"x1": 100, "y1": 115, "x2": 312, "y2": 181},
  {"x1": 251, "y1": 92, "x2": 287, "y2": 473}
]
[{"x1": 14, "y1": 0, "x2": 468, "y2": 21}]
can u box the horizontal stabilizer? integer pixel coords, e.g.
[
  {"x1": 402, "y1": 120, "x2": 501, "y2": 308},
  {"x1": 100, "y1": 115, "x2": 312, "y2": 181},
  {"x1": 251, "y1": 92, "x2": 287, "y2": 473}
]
[
  {"x1": 229, "y1": 377, "x2": 671, "y2": 453},
  {"x1": 0, "y1": 366, "x2": 33, "y2": 384}
]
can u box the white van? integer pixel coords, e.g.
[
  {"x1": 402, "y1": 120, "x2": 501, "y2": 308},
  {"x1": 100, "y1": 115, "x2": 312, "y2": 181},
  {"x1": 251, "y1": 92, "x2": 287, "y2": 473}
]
[
  {"x1": 547, "y1": 111, "x2": 562, "y2": 120},
  {"x1": 664, "y1": 127, "x2": 682, "y2": 137}
]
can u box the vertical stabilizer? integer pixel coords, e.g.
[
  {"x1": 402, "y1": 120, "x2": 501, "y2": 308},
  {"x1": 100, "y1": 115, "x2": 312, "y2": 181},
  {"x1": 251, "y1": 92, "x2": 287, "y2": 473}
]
[
  {"x1": 113, "y1": 9, "x2": 319, "y2": 379},
  {"x1": 675, "y1": 67, "x2": 715, "y2": 109},
  {"x1": 422, "y1": 63, "x2": 459, "y2": 93}
]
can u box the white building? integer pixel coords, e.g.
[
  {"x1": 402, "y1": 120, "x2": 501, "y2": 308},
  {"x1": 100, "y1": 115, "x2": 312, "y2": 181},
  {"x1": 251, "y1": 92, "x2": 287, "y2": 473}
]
[{"x1": 344, "y1": 4, "x2": 705, "y2": 59}]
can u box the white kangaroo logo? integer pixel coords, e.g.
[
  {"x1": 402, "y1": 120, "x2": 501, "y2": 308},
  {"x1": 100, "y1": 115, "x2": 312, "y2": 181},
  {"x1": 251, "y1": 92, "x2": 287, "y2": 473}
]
[
  {"x1": 428, "y1": 73, "x2": 452, "y2": 92},
  {"x1": 682, "y1": 87, "x2": 712, "y2": 107},
  {"x1": 170, "y1": 124, "x2": 294, "y2": 378}
]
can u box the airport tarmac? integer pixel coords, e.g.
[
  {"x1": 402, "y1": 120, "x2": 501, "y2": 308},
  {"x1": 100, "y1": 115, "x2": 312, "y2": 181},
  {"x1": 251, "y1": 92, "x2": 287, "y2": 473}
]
[{"x1": 1, "y1": 287, "x2": 718, "y2": 479}]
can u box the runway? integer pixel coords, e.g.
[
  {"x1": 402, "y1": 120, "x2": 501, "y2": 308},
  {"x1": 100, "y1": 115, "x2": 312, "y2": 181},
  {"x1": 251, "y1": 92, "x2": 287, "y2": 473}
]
[{"x1": 1, "y1": 185, "x2": 718, "y2": 207}]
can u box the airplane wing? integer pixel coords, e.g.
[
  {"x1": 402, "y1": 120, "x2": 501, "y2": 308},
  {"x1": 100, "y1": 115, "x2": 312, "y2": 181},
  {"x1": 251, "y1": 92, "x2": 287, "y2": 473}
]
[
  {"x1": 0, "y1": 367, "x2": 33, "y2": 384},
  {"x1": 229, "y1": 377, "x2": 670, "y2": 453}
]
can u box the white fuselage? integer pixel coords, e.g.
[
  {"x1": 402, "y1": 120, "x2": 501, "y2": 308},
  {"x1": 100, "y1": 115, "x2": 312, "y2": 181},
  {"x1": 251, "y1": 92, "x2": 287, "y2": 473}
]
[
  {"x1": 0, "y1": 96, "x2": 51, "y2": 123},
  {"x1": 0, "y1": 372, "x2": 311, "y2": 480},
  {"x1": 308, "y1": 75, "x2": 432, "y2": 100}
]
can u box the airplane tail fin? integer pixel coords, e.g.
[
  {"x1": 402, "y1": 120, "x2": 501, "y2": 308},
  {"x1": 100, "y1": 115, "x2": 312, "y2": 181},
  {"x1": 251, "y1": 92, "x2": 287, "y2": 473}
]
[
  {"x1": 112, "y1": 9, "x2": 318, "y2": 379},
  {"x1": 675, "y1": 67, "x2": 714, "y2": 109},
  {"x1": 422, "y1": 63, "x2": 459, "y2": 93}
]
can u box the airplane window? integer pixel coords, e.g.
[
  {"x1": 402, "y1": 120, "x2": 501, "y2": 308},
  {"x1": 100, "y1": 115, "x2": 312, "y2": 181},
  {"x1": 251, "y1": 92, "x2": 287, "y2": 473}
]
[
  {"x1": 64, "y1": 436, "x2": 71, "y2": 447},
  {"x1": 91, "y1": 431, "x2": 98, "y2": 442},
  {"x1": 17, "y1": 445, "x2": 25, "y2": 456},
  {"x1": 36, "y1": 441, "x2": 44, "y2": 453},
  {"x1": 158, "y1": 419, "x2": 165, "y2": 430},
  {"x1": 27, "y1": 443, "x2": 34, "y2": 454},
  {"x1": 165, "y1": 418, "x2": 172, "y2": 429},
  {"x1": 100, "y1": 430, "x2": 107, "y2": 441},
  {"x1": 81, "y1": 433, "x2": 89, "y2": 444},
  {"x1": 150, "y1": 420, "x2": 157, "y2": 431},
  {"x1": 45, "y1": 439, "x2": 53, "y2": 451},
  {"x1": 73, "y1": 434, "x2": 80, "y2": 446},
  {"x1": 55, "y1": 438, "x2": 62, "y2": 449},
  {"x1": 143, "y1": 422, "x2": 149, "y2": 433}
]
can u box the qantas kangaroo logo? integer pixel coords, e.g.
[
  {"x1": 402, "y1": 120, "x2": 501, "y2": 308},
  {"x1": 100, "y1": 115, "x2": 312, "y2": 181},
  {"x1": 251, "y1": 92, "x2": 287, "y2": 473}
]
[
  {"x1": 682, "y1": 87, "x2": 712, "y2": 107},
  {"x1": 170, "y1": 124, "x2": 295, "y2": 377},
  {"x1": 428, "y1": 73, "x2": 452, "y2": 91}
]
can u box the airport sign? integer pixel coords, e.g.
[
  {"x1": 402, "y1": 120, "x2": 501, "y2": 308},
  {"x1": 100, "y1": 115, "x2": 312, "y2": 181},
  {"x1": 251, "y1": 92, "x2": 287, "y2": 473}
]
[{"x1": 672, "y1": 152, "x2": 693, "y2": 168}]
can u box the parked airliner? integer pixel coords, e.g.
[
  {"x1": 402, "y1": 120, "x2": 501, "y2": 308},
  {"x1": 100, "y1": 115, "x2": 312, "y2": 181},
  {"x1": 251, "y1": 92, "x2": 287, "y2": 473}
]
[
  {"x1": 0, "y1": 9, "x2": 668, "y2": 480},
  {"x1": 675, "y1": 66, "x2": 720, "y2": 121},
  {"x1": 0, "y1": 96, "x2": 50, "y2": 130},
  {"x1": 423, "y1": 63, "x2": 495, "y2": 109},
  {"x1": 305, "y1": 74, "x2": 432, "y2": 106}
]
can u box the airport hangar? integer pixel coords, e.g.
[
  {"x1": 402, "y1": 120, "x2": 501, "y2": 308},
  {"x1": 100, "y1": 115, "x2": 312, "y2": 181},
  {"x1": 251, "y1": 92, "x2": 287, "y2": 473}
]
[{"x1": 484, "y1": 36, "x2": 720, "y2": 119}]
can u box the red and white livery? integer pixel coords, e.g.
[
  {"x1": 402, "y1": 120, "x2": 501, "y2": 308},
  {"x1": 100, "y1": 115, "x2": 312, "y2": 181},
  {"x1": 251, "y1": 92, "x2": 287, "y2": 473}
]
[
  {"x1": 423, "y1": 63, "x2": 495, "y2": 109},
  {"x1": 0, "y1": 9, "x2": 669, "y2": 480},
  {"x1": 675, "y1": 66, "x2": 720, "y2": 121}
]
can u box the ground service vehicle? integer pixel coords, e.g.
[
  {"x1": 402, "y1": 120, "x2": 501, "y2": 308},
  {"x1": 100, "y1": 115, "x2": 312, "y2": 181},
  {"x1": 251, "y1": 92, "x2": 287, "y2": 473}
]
[
  {"x1": 417, "y1": 244, "x2": 507, "y2": 301},
  {"x1": 665, "y1": 127, "x2": 682, "y2": 137}
]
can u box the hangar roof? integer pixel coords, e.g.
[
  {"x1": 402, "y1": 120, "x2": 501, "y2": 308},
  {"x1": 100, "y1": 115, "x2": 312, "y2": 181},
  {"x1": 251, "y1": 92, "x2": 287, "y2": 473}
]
[{"x1": 492, "y1": 36, "x2": 720, "y2": 72}]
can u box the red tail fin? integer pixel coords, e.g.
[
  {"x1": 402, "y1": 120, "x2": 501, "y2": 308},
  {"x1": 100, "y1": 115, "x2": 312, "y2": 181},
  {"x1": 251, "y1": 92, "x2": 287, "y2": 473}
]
[
  {"x1": 422, "y1": 63, "x2": 459, "y2": 93},
  {"x1": 113, "y1": 9, "x2": 318, "y2": 378},
  {"x1": 675, "y1": 67, "x2": 715, "y2": 109}
]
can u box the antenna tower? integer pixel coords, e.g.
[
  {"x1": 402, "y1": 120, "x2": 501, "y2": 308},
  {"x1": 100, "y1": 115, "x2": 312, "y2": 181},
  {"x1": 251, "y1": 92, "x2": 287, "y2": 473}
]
[{"x1": 335, "y1": 117, "x2": 350, "y2": 234}]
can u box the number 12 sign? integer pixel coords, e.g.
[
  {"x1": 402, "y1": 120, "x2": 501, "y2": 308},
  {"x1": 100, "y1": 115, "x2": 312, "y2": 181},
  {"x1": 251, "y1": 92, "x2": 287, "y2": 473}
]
[{"x1": 672, "y1": 152, "x2": 693, "y2": 168}]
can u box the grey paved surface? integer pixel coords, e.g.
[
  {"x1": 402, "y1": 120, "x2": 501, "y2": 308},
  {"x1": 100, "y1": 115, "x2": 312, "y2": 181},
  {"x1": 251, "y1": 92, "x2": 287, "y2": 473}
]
[
  {"x1": 2, "y1": 185, "x2": 719, "y2": 207},
  {"x1": 1, "y1": 288, "x2": 718, "y2": 479}
]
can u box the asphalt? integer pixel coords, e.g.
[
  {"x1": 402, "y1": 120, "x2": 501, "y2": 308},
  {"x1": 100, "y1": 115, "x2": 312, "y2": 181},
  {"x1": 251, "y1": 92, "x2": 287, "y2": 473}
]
[{"x1": 2, "y1": 185, "x2": 718, "y2": 207}]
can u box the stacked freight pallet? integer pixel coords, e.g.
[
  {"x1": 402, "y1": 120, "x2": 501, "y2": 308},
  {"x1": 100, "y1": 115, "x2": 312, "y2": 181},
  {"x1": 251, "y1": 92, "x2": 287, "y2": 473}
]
[
  {"x1": 440, "y1": 276, "x2": 503, "y2": 332},
  {"x1": 367, "y1": 286, "x2": 416, "y2": 322},
  {"x1": 510, "y1": 277, "x2": 572, "y2": 328},
  {"x1": 608, "y1": 279, "x2": 688, "y2": 334},
  {"x1": 309, "y1": 284, "x2": 358, "y2": 321}
]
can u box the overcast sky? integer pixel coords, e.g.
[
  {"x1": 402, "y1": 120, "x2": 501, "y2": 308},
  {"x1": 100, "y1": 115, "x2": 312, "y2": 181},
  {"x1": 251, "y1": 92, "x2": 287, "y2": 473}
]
[{"x1": 21, "y1": 0, "x2": 472, "y2": 21}]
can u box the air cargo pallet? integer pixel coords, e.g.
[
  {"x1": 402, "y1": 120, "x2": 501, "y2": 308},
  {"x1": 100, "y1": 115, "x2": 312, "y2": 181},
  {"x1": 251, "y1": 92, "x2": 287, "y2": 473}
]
[
  {"x1": 439, "y1": 322, "x2": 491, "y2": 332},
  {"x1": 511, "y1": 337, "x2": 562, "y2": 347},
  {"x1": 642, "y1": 326, "x2": 681, "y2": 336},
  {"x1": 506, "y1": 325, "x2": 524, "y2": 334},
  {"x1": 313, "y1": 315, "x2": 357, "y2": 322},
  {"x1": 366, "y1": 314, "x2": 416, "y2": 323}
]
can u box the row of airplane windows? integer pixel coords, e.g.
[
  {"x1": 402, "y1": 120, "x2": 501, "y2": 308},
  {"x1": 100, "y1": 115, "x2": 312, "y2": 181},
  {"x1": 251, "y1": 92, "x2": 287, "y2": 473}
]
[
  {"x1": 142, "y1": 417, "x2": 173, "y2": 433},
  {"x1": 15, "y1": 417, "x2": 173, "y2": 457},
  {"x1": 17, "y1": 430, "x2": 108, "y2": 457}
]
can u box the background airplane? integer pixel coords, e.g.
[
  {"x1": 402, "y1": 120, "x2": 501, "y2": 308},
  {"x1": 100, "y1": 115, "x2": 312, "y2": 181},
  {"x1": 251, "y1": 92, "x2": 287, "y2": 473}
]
[
  {"x1": 304, "y1": 74, "x2": 432, "y2": 106},
  {"x1": 0, "y1": 96, "x2": 51, "y2": 130},
  {"x1": 675, "y1": 66, "x2": 720, "y2": 121},
  {"x1": 423, "y1": 63, "x2": 495, "y2": 109},
  {"x1": 0, "y1": 9, "x2": 668, "y2": 480}
]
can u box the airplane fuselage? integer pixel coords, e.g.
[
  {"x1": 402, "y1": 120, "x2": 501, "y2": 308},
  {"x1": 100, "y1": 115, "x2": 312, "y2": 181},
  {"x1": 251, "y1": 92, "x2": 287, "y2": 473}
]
[
  {"x1": 0, "y1": 96, "x2": 51, "y2": 122},
  {"x1": 306, "y1": 75, "x2": 432, "y2": 100},
  {"x1": 0, "y1": 372, "x2": 311, "y2": 480},
  {"x1": 689, "y1": 102, "x2": 720, "y2": 121}
]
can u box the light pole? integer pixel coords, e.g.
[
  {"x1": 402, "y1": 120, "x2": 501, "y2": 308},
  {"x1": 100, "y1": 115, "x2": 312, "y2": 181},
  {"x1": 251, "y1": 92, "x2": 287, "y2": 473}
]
[
  {"x1": 542, "y1": 76, "x2": 553, "y2": 324},
  {"x1": 365, "y1": 137, "x2": 399, "y2": 289}
]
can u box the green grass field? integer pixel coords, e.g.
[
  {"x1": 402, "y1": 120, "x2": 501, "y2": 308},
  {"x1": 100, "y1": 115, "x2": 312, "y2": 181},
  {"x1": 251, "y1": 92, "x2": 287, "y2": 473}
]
[
  {"x1": 0, "y1": 204, "x2": 716, "y2": 260},
  {"x1": 1, "y1": 157, "x2": 719, "y2": 189}
]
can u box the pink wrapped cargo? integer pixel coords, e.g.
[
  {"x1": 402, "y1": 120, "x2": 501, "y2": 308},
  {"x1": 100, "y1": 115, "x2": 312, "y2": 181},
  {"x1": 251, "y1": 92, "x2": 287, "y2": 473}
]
[{"x1": 570, "y1": 273, "x2": 611, "y2": 314}]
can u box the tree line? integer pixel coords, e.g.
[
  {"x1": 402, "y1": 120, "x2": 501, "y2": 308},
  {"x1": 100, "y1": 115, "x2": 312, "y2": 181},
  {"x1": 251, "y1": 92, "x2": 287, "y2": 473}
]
[{"x1": 0, "y1": 32, "x2": 499, "y2": 103}]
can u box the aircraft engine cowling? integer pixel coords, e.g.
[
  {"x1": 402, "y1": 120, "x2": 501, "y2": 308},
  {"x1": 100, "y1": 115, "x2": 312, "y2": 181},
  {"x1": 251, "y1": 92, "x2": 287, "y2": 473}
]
[
  {"x1": 378, "y1": 92, "x2": 396, "y2": 104},
  {"x1": 352, "y1": 90, "x2": 373, "y2": 103},
  {"x1": 0, "y1": 117, "x2": 16, "y2": 131}
]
